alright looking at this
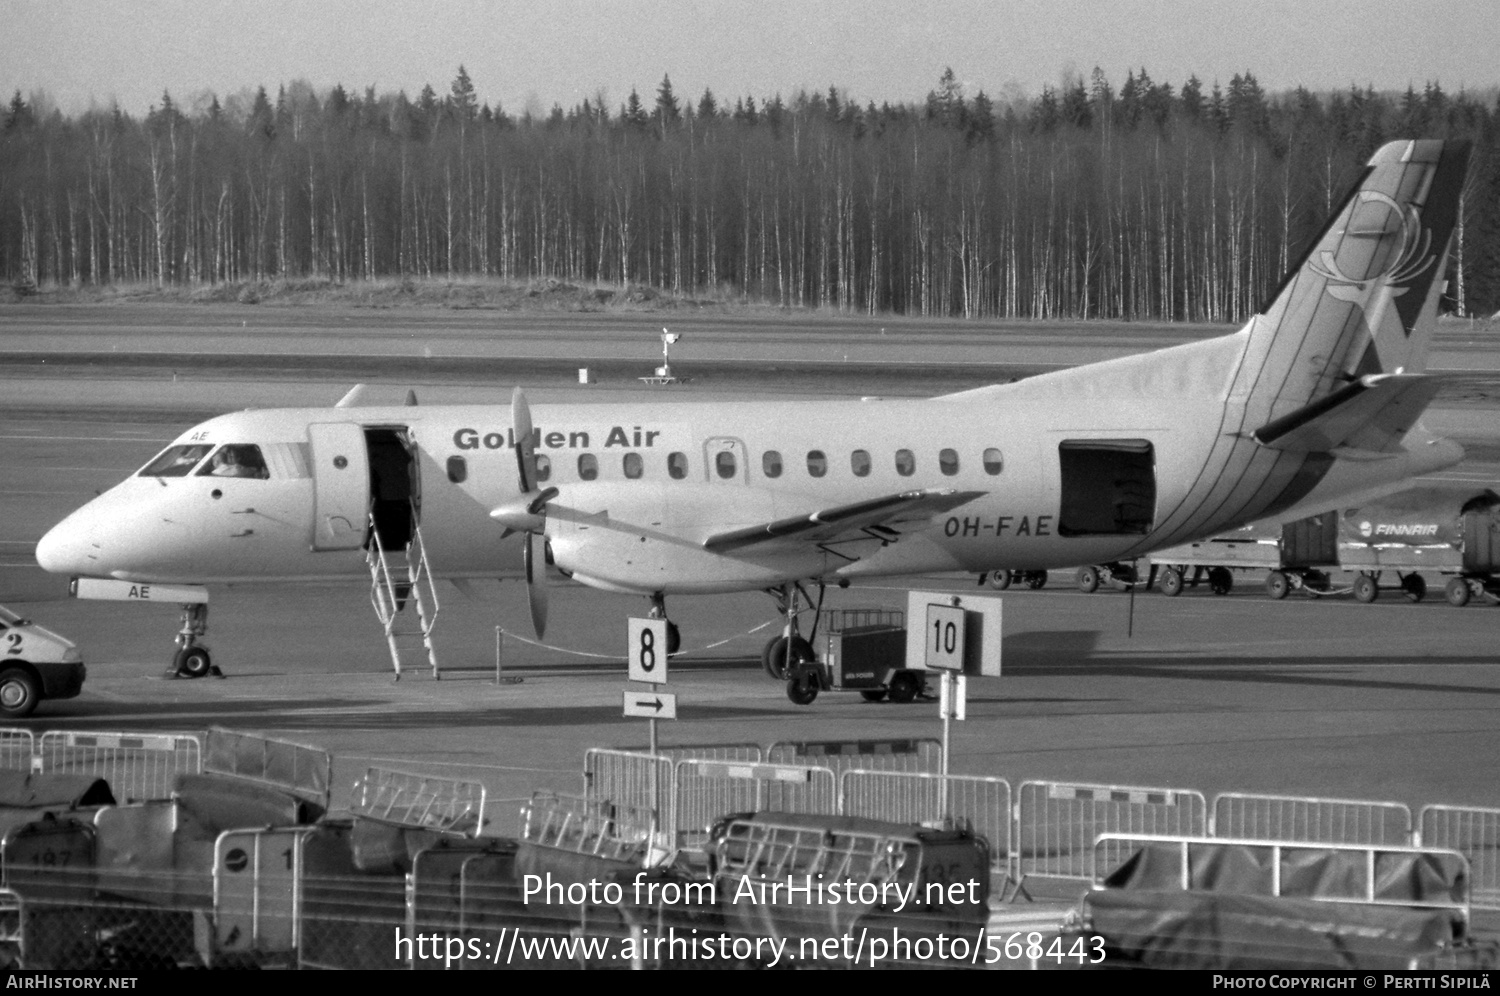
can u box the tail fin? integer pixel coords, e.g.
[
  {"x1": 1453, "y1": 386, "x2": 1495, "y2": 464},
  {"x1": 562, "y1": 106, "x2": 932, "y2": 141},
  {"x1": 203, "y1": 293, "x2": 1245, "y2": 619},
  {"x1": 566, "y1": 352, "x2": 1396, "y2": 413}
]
[{"x1": 1240, "y1": 139, "x2": 1469, "y2": 424}]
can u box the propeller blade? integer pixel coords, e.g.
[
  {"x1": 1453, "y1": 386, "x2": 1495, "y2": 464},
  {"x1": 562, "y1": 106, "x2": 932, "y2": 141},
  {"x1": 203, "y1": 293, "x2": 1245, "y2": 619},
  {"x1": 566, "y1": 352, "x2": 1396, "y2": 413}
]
[
  {"x1": 512, "y1": 387, "x2": 536, "y2": 494},
  {"x1": 524, "y1": 531, "x2": 549, "y2": 639}
]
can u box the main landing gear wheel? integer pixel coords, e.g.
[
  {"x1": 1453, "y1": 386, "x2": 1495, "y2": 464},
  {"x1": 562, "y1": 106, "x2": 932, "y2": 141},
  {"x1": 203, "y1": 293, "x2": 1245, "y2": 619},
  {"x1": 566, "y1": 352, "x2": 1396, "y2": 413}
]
[
  {"x1": 1353, "y1": 574, "x2": 1379, "y2": 604},
  {"x1": 763, "y1": 636, "x2": 815, "y2": 680},
  {"x1": 1159, "y1": 568, "x2": 1184, "y2": 597},
  {"x1": 1208, "y1": 567, "x2": 1234, "y2": 596},
  {"x1": 0, "y1": 668, "x2": 40, "y2": 718},
  {"x1": 646, "y1": 593, "x2": 681, "y2": 655},
  {"x1": 1446, "y1": 577, "x2": 1472, "y2": 607},
  {"x1": 986, "y1": 571, "x2": 1012, "y2": 591},
  {"x1": 1076, "y1": 566, "x2": 1101, "y2": 594},
  {"x1": 1265, "y1": 571, "x2": 1290, "y2": 600},
  {"x1": 1401, "y1": 574, "x2": 1427, "y2": 603},
  {"x1": 1023, "y1": 571, "x2": 1047, "y2": 590},
  {"x1": 887, "y1": 672, "x2": 921, "y2": 704}
]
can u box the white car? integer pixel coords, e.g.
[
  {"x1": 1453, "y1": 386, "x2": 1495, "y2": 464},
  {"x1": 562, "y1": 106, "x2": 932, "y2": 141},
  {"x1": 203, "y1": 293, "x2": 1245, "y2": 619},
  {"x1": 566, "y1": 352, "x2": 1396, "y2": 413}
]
[{"x1": 0, "y1": 605, "x2": 85, "y2": 717}]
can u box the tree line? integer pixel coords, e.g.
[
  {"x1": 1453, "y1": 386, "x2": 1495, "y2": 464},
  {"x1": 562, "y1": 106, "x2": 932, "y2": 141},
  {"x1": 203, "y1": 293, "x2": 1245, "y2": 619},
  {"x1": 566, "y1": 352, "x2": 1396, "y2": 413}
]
[{"x1": 2, "y1": 66, "x2": 1497, "y2": 320}]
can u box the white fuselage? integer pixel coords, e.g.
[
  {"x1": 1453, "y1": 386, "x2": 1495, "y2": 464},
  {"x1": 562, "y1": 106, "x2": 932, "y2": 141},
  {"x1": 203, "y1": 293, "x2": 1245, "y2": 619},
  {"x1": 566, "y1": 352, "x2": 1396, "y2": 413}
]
[{"x1": 34, "y1": 326, "x2": 1462, "y2": 595}]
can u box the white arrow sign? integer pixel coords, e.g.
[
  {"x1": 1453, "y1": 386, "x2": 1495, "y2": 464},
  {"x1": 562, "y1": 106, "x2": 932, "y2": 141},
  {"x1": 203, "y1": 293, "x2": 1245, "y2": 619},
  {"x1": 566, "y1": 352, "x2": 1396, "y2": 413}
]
[{"x1": 623, "y1": 690, "x2": 677, "y2": 720}]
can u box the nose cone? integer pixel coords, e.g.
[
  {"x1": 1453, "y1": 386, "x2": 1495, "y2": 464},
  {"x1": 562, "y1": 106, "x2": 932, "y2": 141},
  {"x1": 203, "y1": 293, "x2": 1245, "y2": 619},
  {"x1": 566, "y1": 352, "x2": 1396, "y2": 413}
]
[{"x1": 36, "y1": 514, "x2": 95, "y2": 576}]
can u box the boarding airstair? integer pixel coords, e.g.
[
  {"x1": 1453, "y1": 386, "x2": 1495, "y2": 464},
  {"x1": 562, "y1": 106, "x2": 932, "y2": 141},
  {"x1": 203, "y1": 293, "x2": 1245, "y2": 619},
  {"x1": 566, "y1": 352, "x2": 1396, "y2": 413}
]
[{"x1": 366, "y1": 508, "x2": 440, "y2": 679}]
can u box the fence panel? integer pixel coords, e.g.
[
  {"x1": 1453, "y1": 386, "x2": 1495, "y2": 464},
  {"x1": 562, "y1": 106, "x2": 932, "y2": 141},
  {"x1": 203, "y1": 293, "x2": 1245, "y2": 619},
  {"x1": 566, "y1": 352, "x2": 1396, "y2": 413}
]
[
  {"x1": 839, "y1": 769, "x2": 1011, "y2": 872},
  {"x1": 1093, "y1": 834, "x2": 1471, "y2": 914},
  {"x1": 1212, "y1": 792, "x2": 1413, "y2": 846},
  {"x1": 1420, "y1": 805, "x2": 1500, "y2": 910},
  {"x1": 0, "y1": 729, "x2": 34, "y2": 772},
  {"x1": 1014, "y1": 780, "x2": 1208, "y2": 889},
  {"x1": 37, "y1": 730, "x2": 201, "y2": 802},
  {"x1": 766, "y1": 737, "x2": 940, "y2": 776},
  {"x1": 203, "y1": 728, "x2": 330, "y2": 810},
  {"x1": 349, "y1": 767, "x2": 486, "y2": 836},
  {"x1": 582, "y1": 748, "x2": 672, "y2": 833},
  {"x1": 672, "y1": 760, "x2": 836, "y2": 844}
]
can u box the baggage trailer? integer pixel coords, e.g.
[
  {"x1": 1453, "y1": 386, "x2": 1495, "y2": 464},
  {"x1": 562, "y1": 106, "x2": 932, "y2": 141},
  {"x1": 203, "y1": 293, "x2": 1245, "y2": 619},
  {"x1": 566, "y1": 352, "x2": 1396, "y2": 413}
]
[
  {"x1": 1148, "y1": 512, "x2": 1343, "y2": 599},
  {"x1": 1336, "y1": 488, "x2": 1500, "y2": 605},
  {"x1": 1147, "y1": 488, "x2": 1500, "y2": 605}
]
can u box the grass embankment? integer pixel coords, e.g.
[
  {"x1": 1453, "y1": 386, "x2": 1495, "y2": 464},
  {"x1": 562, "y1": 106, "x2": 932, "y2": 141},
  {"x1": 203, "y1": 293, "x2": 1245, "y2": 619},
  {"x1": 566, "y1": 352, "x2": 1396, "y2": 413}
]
[{"x1": 1, "y1": 276, "x2": 756, "y2": 312}]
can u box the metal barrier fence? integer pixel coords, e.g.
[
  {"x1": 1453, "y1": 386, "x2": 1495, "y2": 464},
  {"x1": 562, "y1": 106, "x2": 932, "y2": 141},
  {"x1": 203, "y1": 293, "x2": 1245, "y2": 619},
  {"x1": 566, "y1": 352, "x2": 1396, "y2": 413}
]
[
  {"x1": 0, "y1": 729, "x2": 34, "y2": 772},
  {"x1": 1211, "y1": 792, "x2": 1413, "y2": 846},
  {"x1": 672, "y1": 760, "x2": 837, "y2": 845},
  {"x1": 1014, "y1": 780, "x2": 1208, "y2": 892},
  {"x1": 839, "y1": 769, "x2": 1012, "y2": 873},
  {"x1": 520, "y1": 791, "x2": 656, "y2": 861},
  {"x1": 36, "y1": 731, "x2": 201, "y2": 802},
  {"x1": 766, "y1": 737, "x2": 940, "y2": 772},
  {"x1": 1420, "y1": 804, "x2": 1500, "y2": 910},
  {"x1": 1093, "y1": 833, "x2": 1472, "y2": 916},
  {"x1": 203, "y1": 728, "x2": 331, "y2": 810},
  {"x1": 349, "y1": 767, "x2": 487, "y2": 836},
  {"x1": 582, "y1": 748, "x2": 672, "y2": 834}
]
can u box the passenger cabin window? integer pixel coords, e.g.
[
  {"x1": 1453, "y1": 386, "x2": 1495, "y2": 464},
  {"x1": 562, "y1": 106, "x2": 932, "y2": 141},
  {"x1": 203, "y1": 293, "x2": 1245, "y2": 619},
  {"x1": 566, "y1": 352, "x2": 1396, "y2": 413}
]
[
  {"x1": 939, "y1": 448, "x2": 959, "y2": 476},
  {"x1": 535, "y1": 454, "x2": 552, "y2": 482},
  {"x1": 139, "y1": 444, "x2": 212, "y2": 478},
  {"x1": 578, "y1": 453, "x2": 598, "y2": 481},
  {"x1": 807, "y1": 450, "x2": 827, "y2": 478},
  {"x1": 667, "y1": 452, "x2": 688, "y2": 480},
  {"x1": 983, "y1": 448, "x2": 1003, "y2": 475},
  {"x1": 446, "y1": 456, "x2": 467, "y2": 483},
  {"x1": 762, "y1": 450, "x2": 783, "y2": 479},
  {"x1": 715, "y1": 451, "x2": 737, "y2": 480},
  {"x1": 895, "y1": 449, "x2": 915, "y2": 477},
  {"x1": 851, "y1": 450, "x2": 871, "y2": 477},
  {"x1": 196, "y1": 444, "x2": 269, "y2": 480},
  {"x1": 623, "y1": 452, "x2": 643, "y2": 479}
]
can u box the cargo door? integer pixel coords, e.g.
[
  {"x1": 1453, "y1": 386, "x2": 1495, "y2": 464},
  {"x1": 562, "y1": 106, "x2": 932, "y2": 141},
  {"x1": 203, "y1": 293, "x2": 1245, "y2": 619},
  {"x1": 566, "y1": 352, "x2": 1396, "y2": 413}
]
[
  {"x1": 308, "y1": 422, "x2": 370, "y2": 551},
  {"x1": 1056, "y1": 440, "x2": 1155, "y2": 536}
]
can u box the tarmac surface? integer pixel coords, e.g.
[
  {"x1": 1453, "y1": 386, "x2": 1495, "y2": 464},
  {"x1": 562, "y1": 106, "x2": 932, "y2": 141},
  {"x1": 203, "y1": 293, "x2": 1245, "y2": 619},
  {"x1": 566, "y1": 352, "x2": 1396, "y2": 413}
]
[{"x1": 1, "y1": 304, "x2": 1498, "y2": 848}]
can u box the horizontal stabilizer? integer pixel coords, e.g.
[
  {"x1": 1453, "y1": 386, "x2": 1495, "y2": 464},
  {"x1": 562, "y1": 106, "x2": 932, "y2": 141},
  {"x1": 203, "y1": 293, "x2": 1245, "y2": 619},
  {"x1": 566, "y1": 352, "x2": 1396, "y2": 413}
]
[
  {"x1": 703, "y1": 489, "x2": 983, "y2": 553},
  {"x1": 1251, "y1": 373, "x2": 1442, "y2": 454}
]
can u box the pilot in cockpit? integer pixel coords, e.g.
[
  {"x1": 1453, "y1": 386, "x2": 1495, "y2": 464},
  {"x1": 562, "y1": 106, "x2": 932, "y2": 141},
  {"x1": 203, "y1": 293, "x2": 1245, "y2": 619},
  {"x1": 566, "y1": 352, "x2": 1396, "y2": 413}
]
[{"x1": 204, "y1": 445, "x2": 268, "y2": 480}]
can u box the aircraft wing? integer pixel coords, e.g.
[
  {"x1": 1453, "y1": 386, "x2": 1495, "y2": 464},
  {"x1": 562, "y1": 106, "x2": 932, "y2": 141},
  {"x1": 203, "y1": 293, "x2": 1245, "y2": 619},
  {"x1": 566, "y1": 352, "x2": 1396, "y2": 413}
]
[
  {"x1": 702, "y1": 488, "x2": 984, "y2": 553},
  {"x1": 1251, "y1": 373, "x2": 1443, "y2": 455}
]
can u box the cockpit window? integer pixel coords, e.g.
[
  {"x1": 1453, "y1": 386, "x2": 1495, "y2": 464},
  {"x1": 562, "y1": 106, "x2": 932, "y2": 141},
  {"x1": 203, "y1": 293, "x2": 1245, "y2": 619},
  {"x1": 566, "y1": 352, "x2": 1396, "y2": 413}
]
[
  {"x1": 138, "y1": 444, "x2": 212, "y2": 478},
  {"x1": 196, "y1": 444, "x2": 270, "y2": 480}
]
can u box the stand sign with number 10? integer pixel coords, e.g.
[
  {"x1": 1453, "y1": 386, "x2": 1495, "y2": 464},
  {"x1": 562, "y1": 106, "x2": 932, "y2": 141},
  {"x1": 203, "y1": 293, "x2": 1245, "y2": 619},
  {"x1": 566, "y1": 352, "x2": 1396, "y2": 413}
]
[
  {"x1": 925, "y1": 603, "x2": 966, "y2": 671},
  {"x1": 628, "y1": 618, "x2": 669, "y2": 685}
]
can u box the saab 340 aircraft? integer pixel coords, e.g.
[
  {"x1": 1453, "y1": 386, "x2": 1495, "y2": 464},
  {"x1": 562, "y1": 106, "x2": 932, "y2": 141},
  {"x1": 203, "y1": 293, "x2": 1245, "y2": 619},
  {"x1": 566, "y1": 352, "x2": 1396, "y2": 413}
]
[{"x1": 35, "y1": 139, "x2": 1470, "y2": 679}]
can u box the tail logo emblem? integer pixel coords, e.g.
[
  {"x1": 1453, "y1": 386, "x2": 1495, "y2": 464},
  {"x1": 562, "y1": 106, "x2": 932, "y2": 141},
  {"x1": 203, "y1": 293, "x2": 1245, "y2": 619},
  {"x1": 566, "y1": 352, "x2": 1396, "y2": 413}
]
[{"x1": 1311, "y1": 191, "x2": 1433, "y2": 306}]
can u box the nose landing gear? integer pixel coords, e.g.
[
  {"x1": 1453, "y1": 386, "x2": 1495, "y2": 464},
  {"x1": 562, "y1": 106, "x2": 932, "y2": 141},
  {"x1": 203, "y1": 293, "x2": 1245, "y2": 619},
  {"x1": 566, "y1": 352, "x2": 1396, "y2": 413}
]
[{"x1": 167, "y1": 603, "x2": 223, "y2": 679}]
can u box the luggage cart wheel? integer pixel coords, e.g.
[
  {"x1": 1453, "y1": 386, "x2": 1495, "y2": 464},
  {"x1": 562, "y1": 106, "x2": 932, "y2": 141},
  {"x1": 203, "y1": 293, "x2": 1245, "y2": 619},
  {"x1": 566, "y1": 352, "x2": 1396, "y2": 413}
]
[
  {"x1": 887, "y1": 672, "x2": 920, "y2": 704},
  {"x1": 785, "y1": 667, "x2": 819, "y2": 705},
  {"x1": 1353, "y1": 574, "x2": 1379, "y2": 604},
  {"x1": 1265, "y1": 571, "x2": 1290, "y2": 600}
]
